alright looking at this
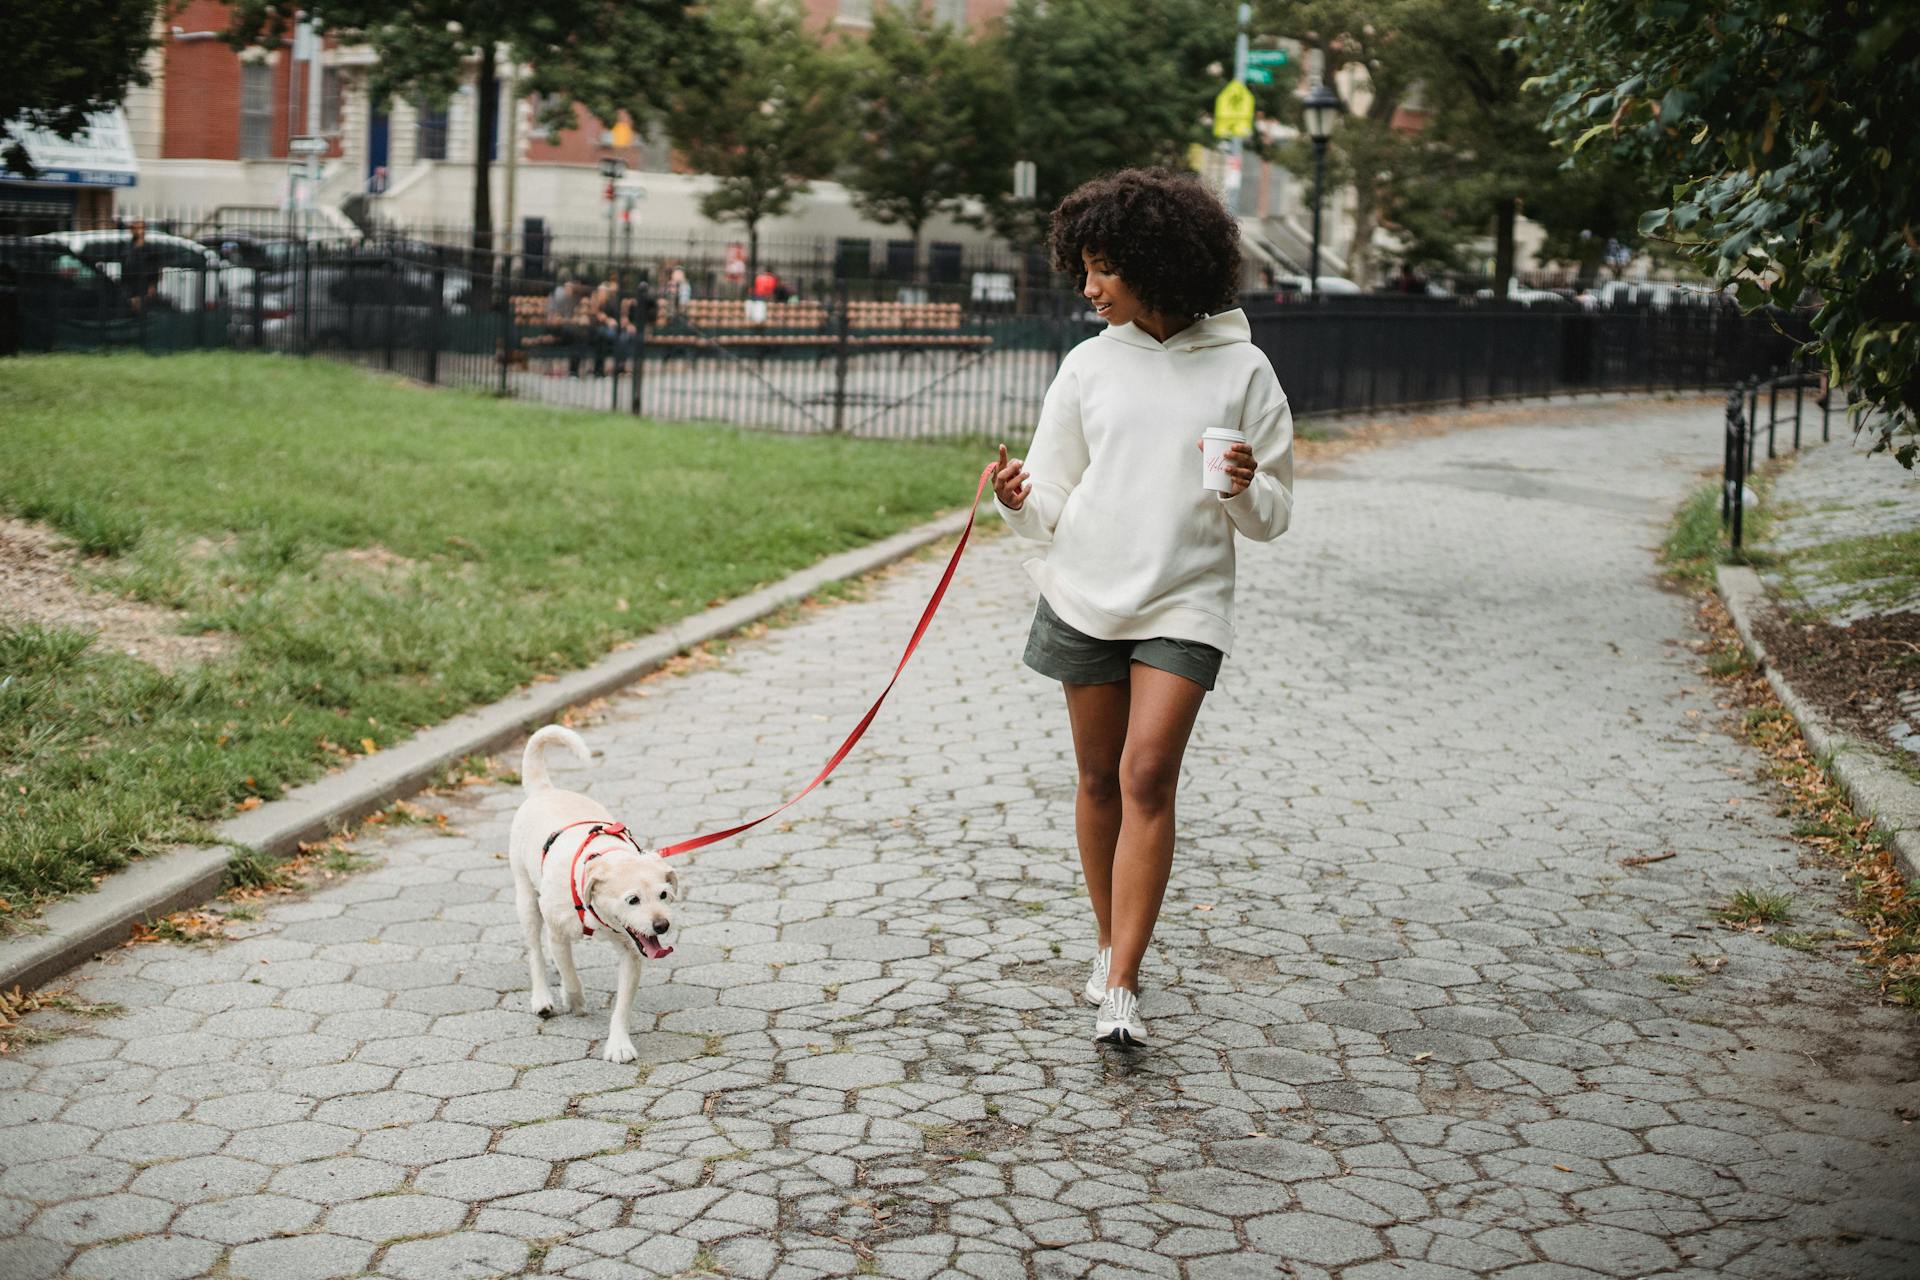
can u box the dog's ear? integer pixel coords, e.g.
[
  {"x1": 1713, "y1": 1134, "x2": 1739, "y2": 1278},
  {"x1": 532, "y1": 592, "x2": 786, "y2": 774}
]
[{"x1": 664, "y1": 866, "x2": 680, "y2": 901}]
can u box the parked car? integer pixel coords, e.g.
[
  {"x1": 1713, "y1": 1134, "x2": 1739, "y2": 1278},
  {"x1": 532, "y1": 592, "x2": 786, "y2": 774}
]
[
  {"x1": 1270, "y1": 274, "x2": 1364, "y2": 299},
  {"x1": 234, "y1": 261, "x2": 469, "y2": 347},
  {"x1": 1596, "y1": 279, "x2": 1724, "y2": 309},
  {"x1": 0, "y1": 237, "x2": 125, "y2": 338},
  {"x1": 198, "y1": 233, "x2": 312, "y2": 275},
  {"x1": 33, "y1": 228, "x2": 252, "y2": 311}
]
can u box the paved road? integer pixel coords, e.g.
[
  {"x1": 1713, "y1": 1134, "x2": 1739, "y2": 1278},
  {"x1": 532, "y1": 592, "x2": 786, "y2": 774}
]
[{"x1": 4, "y1": 398, "x2": 1916, "y2": 1280}]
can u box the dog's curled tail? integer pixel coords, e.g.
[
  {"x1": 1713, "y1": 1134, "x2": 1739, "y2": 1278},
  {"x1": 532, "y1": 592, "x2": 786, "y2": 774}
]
[{"x1": 521, "y1": 725, "x2": 592, "y2": 794}]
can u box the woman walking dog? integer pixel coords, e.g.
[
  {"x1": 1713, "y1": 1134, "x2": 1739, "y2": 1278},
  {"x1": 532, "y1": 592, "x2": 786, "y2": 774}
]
[{"x1": 990, "y1": 168, "x2": 1295, "y2": 1047}]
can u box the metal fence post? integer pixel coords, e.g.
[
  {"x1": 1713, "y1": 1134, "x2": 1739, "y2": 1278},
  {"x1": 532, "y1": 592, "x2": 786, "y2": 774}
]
[
  {"x1": 1792, "y1": 358, "x2": 1804, "y2": 450},
  {"x1": 427, "y1": 263, "x2": 443, "y2": 386},
  {"x1": 831, "y1": 278, "x2": 852, "y2": 433},
  {"x1": 251, "y1": 267, "x2": 264, "y2": 350},
  {"x1": 1731, "y1": 390, "x2": 1748, "y2": 550},
  {"x1": 630, "y1": 286, "x2": 648, "y2": 417},
  {"x1": 1728, "y1": 385, "x2": 1743, "y2": 521},
  {"x1": 383, "y1": 258, "x2": 396, "y2": 372},
  {"x1": 1766, "y1": 368, "x2": 1778, "y2": 459},
  {"x1": 499, "y1": 265, "x2": 514, "y2": 398}
]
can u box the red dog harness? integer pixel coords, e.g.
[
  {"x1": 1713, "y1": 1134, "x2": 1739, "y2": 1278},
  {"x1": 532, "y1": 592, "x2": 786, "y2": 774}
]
[{"x1": 540, "y1": 820, "x2": 648, "y2": 938}]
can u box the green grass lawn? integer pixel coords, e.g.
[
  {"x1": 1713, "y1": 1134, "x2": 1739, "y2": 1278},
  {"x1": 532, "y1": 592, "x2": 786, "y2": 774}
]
[{"x1": 0, "y1": 352, "x2": 995, "y2": 926}]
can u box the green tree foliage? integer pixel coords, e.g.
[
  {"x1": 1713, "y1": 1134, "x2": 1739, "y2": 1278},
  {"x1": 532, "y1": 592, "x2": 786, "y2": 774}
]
[
  {"x1": 226, "y1": 0, "x2": 699, "y2": 275},
  {"x1": 840, "y1": 2, "x2": 990, "y2": 276},
  {"x1": 1265, "y1": 0, "x2": 1665, "y2": 288},
  {"x1": 3, "y1": 0, "x2": 162, "y2": 175},
  {"x1": 1503, "y1": 0, "x2": 1918, "y2": 464},
  {"x1": 663, "y1": 0, "x2": 849, "y2": 278},
  {"x1": 964, "y1": 0, "x2": 1239, "y2": 248}
]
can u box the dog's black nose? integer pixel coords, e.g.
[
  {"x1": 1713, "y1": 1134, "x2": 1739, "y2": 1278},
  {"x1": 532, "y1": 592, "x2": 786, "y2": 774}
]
[{"x1": 652, "y1": 918, "x2": 671, "y2": 935}]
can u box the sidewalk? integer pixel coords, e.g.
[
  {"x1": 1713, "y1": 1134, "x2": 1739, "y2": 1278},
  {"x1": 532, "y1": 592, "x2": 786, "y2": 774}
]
[
  {"x1": 1750, "y1": 432, "x2": 1920, "y2": 764},
  {"x1": 2, "y1": 398, "x2": 1916, "y2": 1280}
]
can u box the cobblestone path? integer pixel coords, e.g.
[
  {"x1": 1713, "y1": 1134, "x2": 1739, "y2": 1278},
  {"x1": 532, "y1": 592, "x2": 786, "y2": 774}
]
[{"x1": 3, "y1": 399, "x2": 1916, "y2": 1280}]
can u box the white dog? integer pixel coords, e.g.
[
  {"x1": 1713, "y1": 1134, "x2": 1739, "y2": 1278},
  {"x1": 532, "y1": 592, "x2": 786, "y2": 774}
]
[{"x1": 508, "y1": 725, "x2": 680, "y2": 1063}]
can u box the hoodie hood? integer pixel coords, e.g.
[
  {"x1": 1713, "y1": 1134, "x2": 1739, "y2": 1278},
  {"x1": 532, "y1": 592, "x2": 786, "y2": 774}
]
[{"x1": 1101, "y1": 307, "x2": 1251, "y2": 352}]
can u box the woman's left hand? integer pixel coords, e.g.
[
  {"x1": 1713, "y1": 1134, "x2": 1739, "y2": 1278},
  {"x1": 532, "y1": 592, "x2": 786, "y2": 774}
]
[{"x1": 1198, "y1": 440, "x2": 1259, "y2": 496}]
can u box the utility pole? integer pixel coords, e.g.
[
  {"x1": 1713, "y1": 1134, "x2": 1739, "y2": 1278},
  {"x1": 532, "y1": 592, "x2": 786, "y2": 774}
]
[
  {"x1": 1225, "y1": 3, "x2": 1250, "y2": 212},
  {"x1": 300, "y1": 16, "x2": 323, "y2": 243},
  {"x1": 501, "y1": 67, "x2": 518, "y2": 280}
]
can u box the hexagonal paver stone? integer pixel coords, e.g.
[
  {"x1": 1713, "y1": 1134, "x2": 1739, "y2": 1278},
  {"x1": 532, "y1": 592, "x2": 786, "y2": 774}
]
[
  {"x1": 223, "y1": 1120, "x2": 358, "y2": 1164},
  {"x1": 414, "y1": 1154, "x2": 551, "y2": 1201},
  {"x1": 379, "y1": 1230, "x2": 528, "y2": 1280},
  {"x1": 229, "y1": 1233, "x2": 375, "y2": 1280},
  {"x1": 1517, "y1": 1119, "x2": 1643, "y2": 1161},
  {"x1": 266, "y1": 1156, "x2": 406, "y2": 1204},
  {"x1": 0, "y1": 1234, "x2": 68, "y2": 1280},
  {"x1": 1534, "y1": 1224, "x2": 1678, "y2": 1277},
  {"x1": 68, "y1": 1235, "x2": 222, "y2": 1280},
  {"x1": 495, "y1": 1119, "x2": 630, "y2": 1161},
  {"x1": 395, "y1": 1061, "x2": 517, "y2": 1099},
  {"x1": 1246, "y1": 1211, "x2": 1385, "y2": 1266},
  {"x1": 357, "y1": 1121, "x2": 493, "y2": 1165},
  {"x1": 129, "y1": 1155, "x2": 270, "y2": 1205},
  {"x1": 324, "y1": 1194, "x2": 468, "y2": 1243},
  {"x1": 27, "y1": 1194, "x2": 173, "y2": 1246},
  {"x1": 1, "y1": 1155, "x2": 133, "y2": 1202},
  {"x1": 173, "y1": 1194, "x2": 321, "y2": 1245},
  {"x1": 784, "y1": 1052, "x2": 906, "y2": 1090}
]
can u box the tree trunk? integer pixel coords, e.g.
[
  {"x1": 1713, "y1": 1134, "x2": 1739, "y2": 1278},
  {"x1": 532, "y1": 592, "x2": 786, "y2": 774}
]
[
  {"x1": 747, "y1": 222, "x2": 759, "y2": 290},
  {"x1": 471, "y1": 43, "x2": 497, "y2": 310},
  {"x1": 1347, "y1": 177, "x2": 1377, "y2": 288},
  {"x1": 1493, "y1": 195, "x2": 1517, "y2": 296}
]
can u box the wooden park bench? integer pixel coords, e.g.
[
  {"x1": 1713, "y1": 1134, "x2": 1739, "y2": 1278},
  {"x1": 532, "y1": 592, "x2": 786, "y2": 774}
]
[
  {"x1": 845, "y1": 300, "x2": 992, "y2": 352},
  {"x1": 652, "y1": 298, "x2": 833, "y2": 351}
]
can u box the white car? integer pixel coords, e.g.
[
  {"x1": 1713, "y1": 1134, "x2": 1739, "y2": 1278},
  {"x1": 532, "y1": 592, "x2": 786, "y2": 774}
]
[
  {"x1": 1272, "y1": 274, "x2": 1363, "y2": 297},
  {"x1": 33, "y1": 228, "x2": 253, "y2": 312}
]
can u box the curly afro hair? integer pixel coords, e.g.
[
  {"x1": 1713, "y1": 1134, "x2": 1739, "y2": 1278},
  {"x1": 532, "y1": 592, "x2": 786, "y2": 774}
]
[{"x1": 1049, "y1": 167, "x2": 1242, "y2": 319}]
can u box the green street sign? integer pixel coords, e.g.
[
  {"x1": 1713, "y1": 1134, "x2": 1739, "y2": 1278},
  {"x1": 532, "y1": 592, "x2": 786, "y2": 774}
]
[
  {"x1": 1247, "y1": 49, "x2": 1289, "y2": 67},
  {"x1": 1245, "y1": 67, "x2": 1273, "y2": 85}
]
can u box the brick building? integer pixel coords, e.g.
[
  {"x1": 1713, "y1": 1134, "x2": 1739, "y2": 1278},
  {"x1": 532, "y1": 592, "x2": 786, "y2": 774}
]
[{"x1": 87, "y1": 0, "x2": 1017, "y2": 273}]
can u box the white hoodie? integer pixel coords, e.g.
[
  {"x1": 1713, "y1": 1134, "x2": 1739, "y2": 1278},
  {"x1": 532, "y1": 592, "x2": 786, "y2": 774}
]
[{"x1": 996, "y1": 308, "x2": 1293, "y2": 654}]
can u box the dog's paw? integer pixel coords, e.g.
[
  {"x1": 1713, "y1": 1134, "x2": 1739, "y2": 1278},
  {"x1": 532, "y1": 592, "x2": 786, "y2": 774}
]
[
  {"x1": 531, "y1": 991, "x2": 561, "y2": 1019},
  {"x1": 601, "y1": 1036, "x2": 639, "y2": 1064}
]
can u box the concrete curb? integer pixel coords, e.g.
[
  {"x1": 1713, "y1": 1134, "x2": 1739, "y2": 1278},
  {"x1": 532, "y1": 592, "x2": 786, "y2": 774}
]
[
  {"x1": 0, "y1": 509, "x2": 973, "y2": 996},
  {"x1": 1717, "y1": 564, "x2": 1920, "y2": 884}
]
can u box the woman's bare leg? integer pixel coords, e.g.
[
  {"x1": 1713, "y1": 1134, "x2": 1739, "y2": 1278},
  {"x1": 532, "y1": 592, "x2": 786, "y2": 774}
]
[
  {"x1": 1106, "y1": 664, "x2": 1207, "y2": 993},
  {"x1": 1062, "y1": 679, "x2": 1130, "y2": 948}
]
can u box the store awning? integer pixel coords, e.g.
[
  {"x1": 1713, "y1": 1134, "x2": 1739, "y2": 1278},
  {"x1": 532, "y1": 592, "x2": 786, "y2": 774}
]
[{"x1": 3, "y1": 109, "x2": 139, "y2": 188}]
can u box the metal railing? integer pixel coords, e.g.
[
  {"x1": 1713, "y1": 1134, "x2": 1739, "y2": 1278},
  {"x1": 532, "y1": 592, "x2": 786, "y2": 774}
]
[
  {"x1": 4, "y1": 240, "x2": 1796, "y2": 439},
  {"x1": 1723, "y1": 360, "x2": 1832, "y2": 549}
]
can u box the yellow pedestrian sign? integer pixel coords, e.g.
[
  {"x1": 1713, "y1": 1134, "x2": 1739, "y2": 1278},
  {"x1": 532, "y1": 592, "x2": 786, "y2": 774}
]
[{"x1": 1213, "y1": 81, "x2": 1255, "y2": 140}]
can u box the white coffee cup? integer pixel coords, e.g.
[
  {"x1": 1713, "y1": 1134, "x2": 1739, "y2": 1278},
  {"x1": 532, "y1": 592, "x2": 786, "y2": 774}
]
[{"x1": 1202, "y1": 427, "x2": 1246, "y2": 493}]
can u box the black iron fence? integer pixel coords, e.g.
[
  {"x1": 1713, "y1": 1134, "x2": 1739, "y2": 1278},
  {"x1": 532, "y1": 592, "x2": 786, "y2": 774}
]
[
  {"x1": 3, "y1": 236, "x2": 1796, "y2": 439},
  {"x1": 1722, "y1": 361, "x2": 1833, "y2": 549}
]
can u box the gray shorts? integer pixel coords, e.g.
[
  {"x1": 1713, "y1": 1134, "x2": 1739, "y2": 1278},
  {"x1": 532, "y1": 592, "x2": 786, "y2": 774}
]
[{"x1": 1023, "y1": 596, "x2": 1223, "y2": 691}]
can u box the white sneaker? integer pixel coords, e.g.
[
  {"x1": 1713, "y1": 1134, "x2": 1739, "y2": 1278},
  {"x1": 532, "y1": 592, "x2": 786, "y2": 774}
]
[
  {"x1": 1094, "y1": 987, "x2": 1147, "y2": 1047},
  {"x1": 1083, "y1": 947, "x2": 1112, "y2": 1006}
]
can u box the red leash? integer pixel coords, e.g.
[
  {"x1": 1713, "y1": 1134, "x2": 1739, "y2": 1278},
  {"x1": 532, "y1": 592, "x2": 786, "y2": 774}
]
[{"x1": 656, "y1": 462, "x2": 996, "y2": 859}]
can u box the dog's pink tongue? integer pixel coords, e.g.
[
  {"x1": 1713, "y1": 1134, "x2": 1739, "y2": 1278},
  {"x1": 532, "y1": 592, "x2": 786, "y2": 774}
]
[{"x1": 640, "y1": 934, "x2": 672, "y2": 959}]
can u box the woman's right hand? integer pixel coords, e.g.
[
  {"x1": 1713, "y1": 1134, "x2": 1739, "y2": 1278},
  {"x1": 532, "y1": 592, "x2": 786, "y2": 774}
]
[{"x1": 991, "y1": 443, "x2": 1031, "y2": 510}]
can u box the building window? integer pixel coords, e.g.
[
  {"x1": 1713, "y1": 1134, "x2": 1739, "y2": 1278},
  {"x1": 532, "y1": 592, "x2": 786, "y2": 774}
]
[
  {"x1": 320, "y1": 68, "x2": 342, "y2": 133},
  {"x1": 933, "y1": 0, "x2": 966, "y2": 24},
  {"x1": 838, "y1": 0, "x2": 872, "y2": 24},
  {"x1": 416, "y1": 100, "x2": 449, "y2": 161},
  {"x1": 240, "y1": 62, "x2": 274, "y2": 159}
]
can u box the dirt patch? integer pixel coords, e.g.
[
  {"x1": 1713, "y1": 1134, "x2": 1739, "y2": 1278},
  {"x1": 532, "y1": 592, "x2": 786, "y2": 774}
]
[
  {"x1": 325, "y1": 544, "x2": 417, "y2": 576},
  {"x1": 0, "y1": 517, "x2": 231, "y2": 674},
  {"x1": 1753, "y1": 608, "x2": 1920, "y2": 761}
]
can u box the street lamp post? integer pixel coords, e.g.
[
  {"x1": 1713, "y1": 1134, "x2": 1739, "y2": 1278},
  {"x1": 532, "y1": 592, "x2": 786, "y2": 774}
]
[{"x1": 1301, "y1": 81, "x2": 1342, "y2": 296}]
